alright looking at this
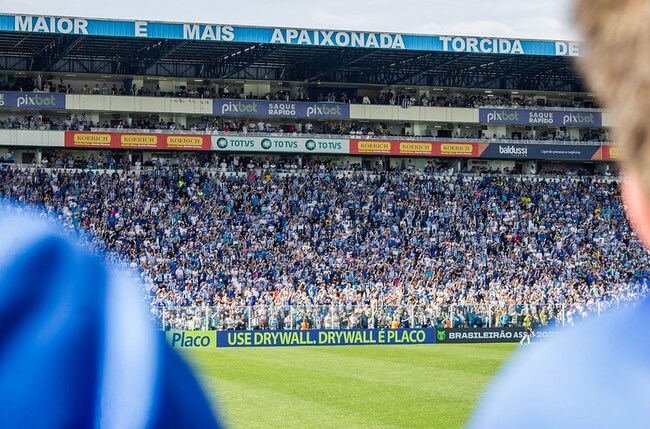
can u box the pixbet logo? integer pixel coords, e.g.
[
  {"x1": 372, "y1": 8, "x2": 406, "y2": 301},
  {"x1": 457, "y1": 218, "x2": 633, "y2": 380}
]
[
  {"x1": 562, "y1": 112, "x2": 596, "y2": 126},
  {"x1": 16, "y1": 93, "x2": 59, "y2": 108},
  {"x1": 306, "y1": 104, "x2": 343, "y2": 117},
  {"x1": 485, "y1": 111, "x2": 520, "y2": 123},
  {"x1": 498, "y1": 145, "x2": 528, "y2": 156},
  {"x1": 220, "y1": 101, "x2": 258, "y2": 115}
]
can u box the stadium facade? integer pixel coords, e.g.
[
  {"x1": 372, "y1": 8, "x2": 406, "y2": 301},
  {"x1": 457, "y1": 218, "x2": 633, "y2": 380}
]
[
  {"x1": 0, "y1": 13, "x2": 617, "y2": 174},
  {"x1": 0, "y1": 14, "x2": 645, "y2": 342}
]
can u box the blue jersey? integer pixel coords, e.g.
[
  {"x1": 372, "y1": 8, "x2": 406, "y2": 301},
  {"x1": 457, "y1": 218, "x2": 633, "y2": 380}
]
[
  {"x1": 468, "y1": 300, "x2": 650, "y2": 429},
  {"x1": 0, "y1": 208, "x2": 221, "y2": 428}
]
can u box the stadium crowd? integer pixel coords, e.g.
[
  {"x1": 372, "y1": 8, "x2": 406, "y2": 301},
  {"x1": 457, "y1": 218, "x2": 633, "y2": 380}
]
[
  {"x1": 2, "y1": 79, "x2": 598, "y2": 110},
  {"x1": 0, "y1": 112, "x2": 609, "y2": 145},
  {"x1": 0, "y1": 157, "x2": 645, "y2": 331}
]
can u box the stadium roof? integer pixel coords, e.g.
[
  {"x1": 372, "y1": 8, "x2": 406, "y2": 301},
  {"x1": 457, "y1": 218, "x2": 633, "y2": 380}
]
[{"x1": 0, "y1": 14, "x2": 585, "y2": 92}]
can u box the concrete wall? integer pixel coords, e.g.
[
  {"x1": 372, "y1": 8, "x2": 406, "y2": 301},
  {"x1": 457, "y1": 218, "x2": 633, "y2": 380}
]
[
  {"x1": 350, "y1": 105, "x2": 477, "y2": 123},
  {"x1": 66, "y1": 95, "x2": 213, "y2": 115},
  {"x1": 0, "y1": 130, "x2": 64, "y2": 147}
]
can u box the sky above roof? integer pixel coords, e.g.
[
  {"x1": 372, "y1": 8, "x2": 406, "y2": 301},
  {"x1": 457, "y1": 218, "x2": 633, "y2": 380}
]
[{"x1": 0, "y1": 0, "x2": 579, "y2": 41}]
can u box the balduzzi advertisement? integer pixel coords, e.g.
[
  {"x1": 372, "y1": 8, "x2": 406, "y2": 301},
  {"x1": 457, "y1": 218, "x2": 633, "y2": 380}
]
[
  {"x1": 64, "y1": 131, "x2": 619, "y2": 161},
  {"x1": 348, "y1": 139, "x2": 615, "y2": 161}
]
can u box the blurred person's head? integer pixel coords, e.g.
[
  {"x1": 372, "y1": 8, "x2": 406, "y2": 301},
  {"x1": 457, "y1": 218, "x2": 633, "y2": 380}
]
[{"x1": 575, "y1": 0, "x2": 650, "y2": 247}]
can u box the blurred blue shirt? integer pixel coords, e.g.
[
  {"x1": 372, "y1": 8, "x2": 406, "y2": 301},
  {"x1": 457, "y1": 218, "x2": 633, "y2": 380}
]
[
  {"x1": 467, "y1": 299, "x2": 650, "y2": 429},
  {"x1": 0, "y1": 208, "x2": 221, "y2": 428}
]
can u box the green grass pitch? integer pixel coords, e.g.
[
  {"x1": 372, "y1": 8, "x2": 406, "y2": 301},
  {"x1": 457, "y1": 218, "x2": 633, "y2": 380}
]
[{"x1": 183, "y1": 343, "x2": 518, "y2": 428}]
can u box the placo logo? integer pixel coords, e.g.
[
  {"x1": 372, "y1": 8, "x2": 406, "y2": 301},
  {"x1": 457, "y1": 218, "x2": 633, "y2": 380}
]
[
  {"x1": 169, "y1": 332, "x2": 213, "y2": 348},
  {"x1": 498, "y1": 145, "x2": 528, "y2": 156},
  {"x1": 562, "y1": 112, "x2": 596, "y2": 126},
  {"x1": 485, "y1": 111, "x2": 520, "y2": 123},
  {"x1": 220, "y1": 101, "x2": 258, "y2": 115},
  {"x1": 306, "y1": 104, "x2": 343, "y2": 117},
  {"x1": 16, "y1": 93, "x2": 59, "y2": 108}
]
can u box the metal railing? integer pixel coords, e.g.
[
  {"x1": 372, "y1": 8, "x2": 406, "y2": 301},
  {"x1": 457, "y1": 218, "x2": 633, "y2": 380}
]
[
  {"x1": 155, "y1": 300, "x2": 636, "y2": 332},
  {"x1": 0, "y1": 163, "x2": 621, "y2": 183},
  {"x1": 473, "y1": 104, "x2": 603, "y2": 112}
]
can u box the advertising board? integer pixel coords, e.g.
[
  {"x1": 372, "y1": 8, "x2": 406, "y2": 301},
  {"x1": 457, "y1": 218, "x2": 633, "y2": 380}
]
[
  {"x1": 215, "y1": 328, "x2": 435, "y2": 348},
  {"x1": 64, "y1": 131, "x2": 211, "y2": 150}
]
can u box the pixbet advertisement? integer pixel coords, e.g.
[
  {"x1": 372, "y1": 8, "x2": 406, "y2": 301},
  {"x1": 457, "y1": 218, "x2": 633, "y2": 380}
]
[
  {"x1": 214, "y1": 99, "x2": 350, "y2": 119},
  {"x1": 479, "y1": 108, "x2": 602, "y2": 127},
  {"x1": 0, "y1": 91, "x2": 66, "y2": 109}
]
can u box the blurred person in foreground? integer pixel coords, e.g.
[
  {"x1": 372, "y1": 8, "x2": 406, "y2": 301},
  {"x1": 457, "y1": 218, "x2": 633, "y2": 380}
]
[
  {"x1": 0, "y1": 207, "x2": 221, "y2": 428},
  {"x1": 468, "y1": 1, "x2": 650, "y2": 427}
]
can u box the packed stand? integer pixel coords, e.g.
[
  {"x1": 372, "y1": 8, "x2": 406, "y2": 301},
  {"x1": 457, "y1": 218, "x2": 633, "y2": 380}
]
[
  {"x1": 8, "y1": 113, "x2": 601, "y2": 145},
  {"x1": 3, "y1": 79, "x2": 599, "y2": 110},
  {"x1": 0, "y1": 159, "x2": 645, "y2": 331}
]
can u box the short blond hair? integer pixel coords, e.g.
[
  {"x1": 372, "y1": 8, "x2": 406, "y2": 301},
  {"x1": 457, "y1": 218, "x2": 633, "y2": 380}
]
[{"x1": 575, "y1": 0, "x2": 650, "y2": 187}]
